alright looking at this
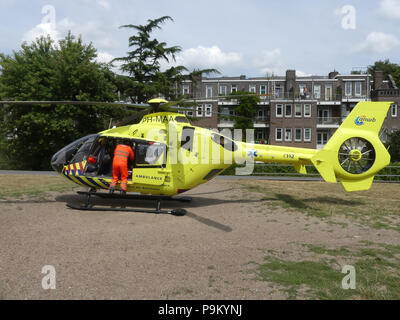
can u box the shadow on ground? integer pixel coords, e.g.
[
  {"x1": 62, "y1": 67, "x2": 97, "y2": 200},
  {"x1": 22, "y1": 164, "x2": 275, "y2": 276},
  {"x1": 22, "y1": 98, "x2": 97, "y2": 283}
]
[
  {"x1": 55, "y1": 193, "x2": 249, "y2": 233},
  {"x1": 54, "y1": 188, "x2": 365, "y2": 232},
  {"x1": 261, "y1": 193, "x2": 364, "y2": 210}
]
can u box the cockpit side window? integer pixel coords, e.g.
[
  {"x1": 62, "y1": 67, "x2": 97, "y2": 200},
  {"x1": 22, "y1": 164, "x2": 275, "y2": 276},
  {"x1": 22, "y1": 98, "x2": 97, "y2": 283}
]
[
  {"x1": 211, "y1": 133, "x2": 238, "y2": 151},
  {"x1": 70, "y1": 135, "x2": 98, "y2": 163},
  {"x1": 181, "y1": 127, "x2": 195, "y2": 152}
]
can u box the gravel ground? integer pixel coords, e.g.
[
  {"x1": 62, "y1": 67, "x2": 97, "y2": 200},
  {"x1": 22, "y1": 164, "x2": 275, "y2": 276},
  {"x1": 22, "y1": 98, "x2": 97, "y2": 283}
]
[{"x1": 0, "y1": 179, "x2": 398, "y2": 300}]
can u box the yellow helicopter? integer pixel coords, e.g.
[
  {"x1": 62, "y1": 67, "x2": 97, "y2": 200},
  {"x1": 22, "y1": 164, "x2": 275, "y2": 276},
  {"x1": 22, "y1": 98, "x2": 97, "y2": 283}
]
[{"x1": 1, "y1": 98, "x2": 393, "y2": 215}]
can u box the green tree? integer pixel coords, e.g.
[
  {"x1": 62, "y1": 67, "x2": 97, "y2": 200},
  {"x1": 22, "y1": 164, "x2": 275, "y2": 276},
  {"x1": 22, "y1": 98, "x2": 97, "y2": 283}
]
[
  {"x1": 113, "y1": 16, "x2": 183, "y2": 103},
  {"x1": 387, "y1": 130, "x2": 400, "y2": 162},
  {"x1": 231, "y1": 91, "x2": 260, "y2": 130},
  {"x1": 368, "y1": 59, "x2": 400, "y2": 88},
  {"x1": 0, "y1": 33, "x2": 124, "y2": 170},
  {"x1": 113, "y1": 16, "x2": 219, "y2": 103}
]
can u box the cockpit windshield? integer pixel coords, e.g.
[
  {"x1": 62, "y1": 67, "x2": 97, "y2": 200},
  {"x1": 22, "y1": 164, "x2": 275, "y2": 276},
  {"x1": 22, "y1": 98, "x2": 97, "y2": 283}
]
[{"x1": 51, "y1": 134, "x2": 98, "y2": 172}]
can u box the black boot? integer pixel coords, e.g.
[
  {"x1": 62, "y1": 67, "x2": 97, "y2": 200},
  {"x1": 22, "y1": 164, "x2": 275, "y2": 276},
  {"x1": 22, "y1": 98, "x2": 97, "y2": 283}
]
[
  {"x1": 109, "y1": 186, "x2": 115, "y2": 194},
  {"x1": 120, "y1": 190, "x2": 126, "y2": 195}
]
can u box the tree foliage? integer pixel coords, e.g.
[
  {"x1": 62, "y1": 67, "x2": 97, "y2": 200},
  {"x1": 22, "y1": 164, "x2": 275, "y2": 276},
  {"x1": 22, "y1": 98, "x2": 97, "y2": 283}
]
[
  {"x1": 113, "y1": 16, "x2": 219, "y2": 103},
  {"x1": 230, "y1": 91, "x2": 260, "y2": 130},
  {"x1": 387, "y1": 130, "x2": 400, "y2": 162},
  {"x1": 368, "y1": 59, "x2": 400, "y2": 88},
  {"x1": 113, "y1": 16, "x2": 182, "y2": 103},
  {"x1": 0, "y1": 33, "x2": 124, "y2": 170}
]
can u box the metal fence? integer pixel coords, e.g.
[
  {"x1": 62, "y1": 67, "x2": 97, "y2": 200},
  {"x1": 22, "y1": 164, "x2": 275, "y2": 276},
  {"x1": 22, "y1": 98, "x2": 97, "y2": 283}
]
[{"x1": 228, "y1": 163, "x2": 400, "y2": 182}]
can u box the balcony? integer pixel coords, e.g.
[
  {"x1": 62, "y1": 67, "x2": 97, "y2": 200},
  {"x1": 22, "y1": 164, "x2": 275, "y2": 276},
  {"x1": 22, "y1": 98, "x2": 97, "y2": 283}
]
[
  {"x1": 371, "y1": 89, "x2": 400, "y2": 99},
  {"x1": 317, "y1": 117, "x2": 341, "y2": 128},
  {"x1": 255, "y1": 116, "x2": 270, "y2": 122},
  {"x1": 341, "y1": 95, "x2": 368, "y2": 102},
  {"x1": 214, "y1": 92, "x2": 371, "y2": 106}
]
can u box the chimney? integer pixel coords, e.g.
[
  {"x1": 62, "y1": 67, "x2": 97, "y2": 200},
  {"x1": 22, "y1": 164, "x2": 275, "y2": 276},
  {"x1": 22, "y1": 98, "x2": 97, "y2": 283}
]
[
  {"x1": 328, "y1": 70, "x2": 339, "y2": 79},
  {"x1": 285, "y1": 69, "x2": 296, "y2": 97},
  {"x1": 192, "y1": 73, "x2": 203, "y2": 98},
  {"x1": 374, "y1": 70, "x2": 384, "y2": 90}
]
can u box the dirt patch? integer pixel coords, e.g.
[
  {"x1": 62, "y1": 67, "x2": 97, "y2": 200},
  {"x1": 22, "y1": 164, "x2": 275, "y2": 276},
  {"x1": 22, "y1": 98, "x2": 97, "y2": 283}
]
[{"x1": 0, "y1": 179, "x2": 399, "y2": 299}]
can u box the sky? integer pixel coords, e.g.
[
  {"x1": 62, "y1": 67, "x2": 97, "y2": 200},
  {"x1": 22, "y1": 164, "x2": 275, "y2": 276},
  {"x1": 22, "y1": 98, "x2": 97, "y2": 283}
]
[{"x1": 0, "y1": 0, "x2": 399, "y2": 77}]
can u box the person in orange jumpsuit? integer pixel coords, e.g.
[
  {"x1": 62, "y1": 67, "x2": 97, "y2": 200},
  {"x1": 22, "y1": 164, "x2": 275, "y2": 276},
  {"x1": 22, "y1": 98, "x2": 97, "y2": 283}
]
[{"x1": 109, "y1": 140, "x2": 134, "y2": 194}]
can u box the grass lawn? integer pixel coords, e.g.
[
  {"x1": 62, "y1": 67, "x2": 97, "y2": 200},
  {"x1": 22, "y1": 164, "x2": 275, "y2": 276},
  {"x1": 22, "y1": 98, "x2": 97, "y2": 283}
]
[
  {"x1": 238, "y1": 180, "x2": 400, "y2": 299},
  {"x1": 240, "y1": 180, "x2": 400, "y2": 232},
  {"x1": 256, "y1": 242, "x2": 400, "y2": 299},
  {"x1": 0, "y1": 174, "x2": 78, "y2": 199}
]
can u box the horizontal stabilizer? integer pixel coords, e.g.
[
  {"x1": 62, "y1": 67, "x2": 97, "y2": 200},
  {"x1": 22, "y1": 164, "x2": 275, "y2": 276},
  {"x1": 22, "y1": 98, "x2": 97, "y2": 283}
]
[{"x1": 293, "y1": 164, "x2": 307, "y2": 174}]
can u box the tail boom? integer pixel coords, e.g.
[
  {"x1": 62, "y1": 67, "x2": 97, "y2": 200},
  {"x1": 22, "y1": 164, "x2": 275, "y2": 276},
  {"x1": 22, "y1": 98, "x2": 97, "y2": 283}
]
[{"x1": 238, "y1": 101, "x2": 392, "y2": 192}]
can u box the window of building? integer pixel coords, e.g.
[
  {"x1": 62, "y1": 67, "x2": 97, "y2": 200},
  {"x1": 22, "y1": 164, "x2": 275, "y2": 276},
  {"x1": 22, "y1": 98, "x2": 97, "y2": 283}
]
[
  {"x1": 355, "y1": 82, "x2": 362, "y2": 96},
  {"x1": 313, "y1": 85, "x2": 321, "y2": 99},
  {"x1": 219, "y1": 85, "x2": 227, "y2": 96},
  {"x1": 275, "y1": 84, "x2": 281, "y2": 98},
  {"x1": 256, "y1": 131, "x2": 264, "y2": 140},
  {"x1": 231, "y1": 84, "x2": 237, "y2": 93},
  {"x1": 276, "y1": 128, "x2": 282, "y2": 141},
  {"x1": 196, "y1": 104, "x2": 203, "y2": 117},
  {"x1": 285, "y1": 128, "x2": 292, "y2": 141},
  {"x1": 325, "y1": 85, "x2": 332, "y2": 101},
  {"x1": 295, "y1": 128, "x2": 302, "y2": 141},
  {"x1": 249, "y1": 85, "x2": 256, "y2": 93},
  {"x1": 345, "y1": 82, "x2": 352, "y2": 96},
  {"x1": 381, "y1": 128, "x2": 388, "y2": 143},
  {"x1": 206, "y1": 85, "x2": 213, "y2": 98},
  {"x1": 276, "y1": 104, "x2": 283, "y2": 117},
  {"x1": 317, "y1": 131, "x2": 329, "y2": 145},
  {"x1": 260, "y1": 85, "x2": 267, "y2": 95},
  {"x1": 186, "y1": 110, "x2": 194, "y2": 117},
  {"x1": 205, "y1": 104, "x2": 212, "y2": 117},
  {"x1": 304, "y1": 128, "x2": 311, "y2": 141},
  {"x1": 182, "y1": 84, "x2": 189, "y2": 95},
  {"x1": 295, "y1": 104, "x2": 302, "y2": 117},
  {"x1": 285, "y1": 104, "x2": 292, "y2": 117},
  {"x1": 391, "y1": 103, "x2": 397, "y2": 117},
  {"x1": 304, "y1": 104, "x2": 311, "y2": 117},
  {"x1": 299, "y1": 84, "x2": 308, "y2": 99},
  {"x1": 258, "y1": 110, "x2": 263, "y2": 118}
]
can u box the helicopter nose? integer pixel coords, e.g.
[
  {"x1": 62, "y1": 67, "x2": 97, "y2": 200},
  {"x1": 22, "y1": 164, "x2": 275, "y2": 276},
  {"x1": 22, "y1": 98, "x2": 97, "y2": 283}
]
[
  {"x1": 51, "y1": 150, "x2": 65, "y2": 173},
  {"x1": 50, "y1": 134, "x2": 98, "y2": 173}
]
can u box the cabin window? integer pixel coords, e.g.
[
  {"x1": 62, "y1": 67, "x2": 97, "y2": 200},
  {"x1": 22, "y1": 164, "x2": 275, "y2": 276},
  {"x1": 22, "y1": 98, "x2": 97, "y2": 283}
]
[
  {"x1": 135, "y1": 142, "x2": 166, "y2": 166},
  {"x1": 175, "y1": 116, "x2": 189, "y2": 123},
  {"x1": 211, "y1": 133, "x2": 238, "y2": 151},
  {"x1": 181, "y1": 127, "x2": 195, "y2": 152}
]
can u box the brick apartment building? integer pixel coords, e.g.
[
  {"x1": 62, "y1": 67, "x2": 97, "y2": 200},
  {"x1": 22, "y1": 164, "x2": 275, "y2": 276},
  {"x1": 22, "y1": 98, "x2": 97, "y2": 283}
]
[{"x1": 177, "y1": 69, "x2": 400, "y2": 149}]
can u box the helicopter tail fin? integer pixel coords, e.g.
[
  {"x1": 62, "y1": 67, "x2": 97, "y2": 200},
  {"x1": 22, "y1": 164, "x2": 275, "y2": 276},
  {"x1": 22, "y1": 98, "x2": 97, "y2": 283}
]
[{"x1": 311, "y1": 101, "x2": 392, "y2": 191}]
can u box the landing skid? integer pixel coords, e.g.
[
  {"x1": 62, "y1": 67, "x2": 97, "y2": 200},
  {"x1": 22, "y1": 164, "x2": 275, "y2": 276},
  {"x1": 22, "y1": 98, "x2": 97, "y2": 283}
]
[{"x1": 66, "y1": 190, "x2": 189, "y2": 216}]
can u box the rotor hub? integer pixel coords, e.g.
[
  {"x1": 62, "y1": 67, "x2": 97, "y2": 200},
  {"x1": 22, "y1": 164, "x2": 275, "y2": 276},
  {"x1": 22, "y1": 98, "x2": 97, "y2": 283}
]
[
  {"x1": 338, "y1": 137, "x2": 376, "y2": 174},
  {"x1": 349, "y1": 149, "x2": 362, "y2": 162}
]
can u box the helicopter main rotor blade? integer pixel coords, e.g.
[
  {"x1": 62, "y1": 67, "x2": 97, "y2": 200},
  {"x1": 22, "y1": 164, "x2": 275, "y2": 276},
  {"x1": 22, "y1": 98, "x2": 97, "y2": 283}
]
[
  {"x1": 116, "y1": 110, "x2": 149, "y2": 127},
  {"x1": 0, "y1": 101, "x2": 151, "y2": 109},
  {"x1": 181, "y1": 93, "x2": 273, "y2": 102}
]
